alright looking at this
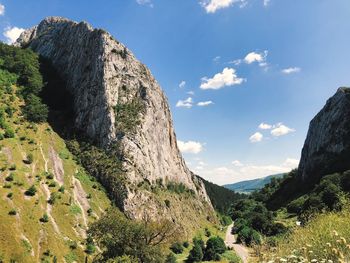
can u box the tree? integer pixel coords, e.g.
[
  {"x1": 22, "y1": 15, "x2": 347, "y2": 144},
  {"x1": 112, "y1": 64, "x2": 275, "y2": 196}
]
[
  {"x1": 187, "y1": 243, "x2": 203, "y2": 263},
  {"x1": 203, "y1": 236, "x2": 226, "y2": 261},
  {"x1": 89, "y1": 208, "x2": 177, "y2": 262},
  {"x1": 22, "y1": 94, "x2": 48, "y2": 123}
]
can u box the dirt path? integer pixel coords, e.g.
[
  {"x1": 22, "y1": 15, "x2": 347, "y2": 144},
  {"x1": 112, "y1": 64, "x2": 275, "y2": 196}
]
[
  {"x1": 49, "y1": 146, "x2": 65, "y2": 186},
  {"x1": 225, "y1": 223, "x2": 250, "y2": 263},
  {"x1": 72, "y1": 177, "x2": 90, "y2": 229}
]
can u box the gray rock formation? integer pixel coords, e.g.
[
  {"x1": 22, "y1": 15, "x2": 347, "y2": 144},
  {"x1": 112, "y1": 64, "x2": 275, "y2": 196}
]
[
  {"x1": 298, "y1": 87, "x2": 350, "y2": 181},
  {"x1": 16, "y1": 17, "x2": 212, "y2": 220}
]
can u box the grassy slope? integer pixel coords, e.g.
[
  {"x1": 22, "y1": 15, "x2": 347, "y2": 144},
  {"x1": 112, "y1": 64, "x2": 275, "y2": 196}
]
[
  {"x1": 0, "y1": 86, "x2": 111, "y2": 262},
  {"x1": 254, "y1": 207, "x2": 350, "y2": 262}
]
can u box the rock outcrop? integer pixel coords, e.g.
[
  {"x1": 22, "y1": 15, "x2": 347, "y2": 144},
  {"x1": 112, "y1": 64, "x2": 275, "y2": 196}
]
[
  {"x1": 16, "y1": 17, "x2": 212, "y2": 221},
  {"x1": 298, "y1": 87, "x2": 350, "y2": 182}
]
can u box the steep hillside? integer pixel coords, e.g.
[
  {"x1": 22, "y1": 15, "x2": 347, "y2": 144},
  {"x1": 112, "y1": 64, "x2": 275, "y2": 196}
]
[
  {"x1": 298, "y1": 88, "x2": 350, "y2": 184},
  {"x1": 198, "y1": 175, "x2": 245, "y2": 214},
  {"x1": 16, "y1": 17, "x2": 214, "y2": 224},
  {"x1": 223, "y1": 173, "x2": 284, "y2": 194},
  {"x1": 0, "y1": 46, "x2": 111, "y2": 262}
]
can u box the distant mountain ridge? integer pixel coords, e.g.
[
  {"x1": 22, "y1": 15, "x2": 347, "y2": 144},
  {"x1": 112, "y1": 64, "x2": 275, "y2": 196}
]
[{"x1": 223, "y1": 173, "x2": 285, "y2": 193}]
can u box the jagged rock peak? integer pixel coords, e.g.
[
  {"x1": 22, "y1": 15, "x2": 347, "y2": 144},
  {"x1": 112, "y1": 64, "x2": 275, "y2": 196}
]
[
  {"x1": 16, "y1": 17, "x2": 212, "y2": 220},
  {"x1": 298, "y1": 87, "x2": 350, "y2": 182}
]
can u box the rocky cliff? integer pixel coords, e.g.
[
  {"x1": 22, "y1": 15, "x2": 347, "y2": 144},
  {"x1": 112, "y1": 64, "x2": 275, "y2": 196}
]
[
  {"x1": 298, "y1": 87, "x2": 350, "y2": 182},
  {"x1": 16, "y1": 17, "x2": 212, "y2": 222}
]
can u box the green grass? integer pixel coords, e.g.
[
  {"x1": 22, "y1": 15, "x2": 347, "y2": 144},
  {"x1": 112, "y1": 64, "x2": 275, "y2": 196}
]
[
  {"x1": 256, "y1": 205, "x2": 350, "y2": 262},
  {"x1": 0, "y1": 85, "x2": 111, "y2": 262}
]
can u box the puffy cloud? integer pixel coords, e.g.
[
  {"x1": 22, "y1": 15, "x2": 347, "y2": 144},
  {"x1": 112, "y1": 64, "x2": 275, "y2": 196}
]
[
  {"x1": 177, "y1": 140, "x2": 203, "y2": 154},
  {"x1": 3, "y1": 26, "x2": 25, "y2": 44},
  {"x1": 197, "y1": 101, "x2": 214, "y2": 107},
  {"x1": 232, "y1": 160, "x2": 243, "y2": 167},
  {"x1": 281, "y1": 67, "x2": 301, "y2": 74},
  {"x1": 258, "y1": 122, "x2": 272, "y2": 130},
  {"x1": 179, "y1": 80, "x2": 186, "y2": 88},
  {"x1": 136, "y1": 0, "x2": 153, "y2": 7},
  {"x1": 0, "y1": 4, "x2": 5, "y2": 15},
  {"x1": 271, "y1": 123, "x2": 295, "y2": 137},
  {"x1": 249, "y1": 132, "x2": 263, "y2": 143},
  {"x1": 176, "y1": 97, "x2": 193, "y2": 108},
  {"x1": 200, "y1": 67, "x2": 244, "y2": 90},
  {"x1": 244, "y1": 51, "x2": 268, "y2": 65},
  {"x1": 200, "y1": 0, "x2": 246, "y2": 13}
]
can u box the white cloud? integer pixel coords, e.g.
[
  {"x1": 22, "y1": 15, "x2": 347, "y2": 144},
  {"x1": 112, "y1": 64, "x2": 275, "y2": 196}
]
[
  {"x1": 176, "y1": 97, "x2": 193, "y2": 108},
  {"x1": 232, "y1": 160, "x2": 243, "y2": 167},
  {"x1": 263, "y1": 0, "x2": 270, "y2": 7},
  {"x1": 200, "y1": 67, "x2": 244, "y2": 90},
  {"x1": 179, "y1": 80, "x2": 186, "y2": 89},
  {"x1": 197, "y1": 101, "x2": 214, "y2": 107},
  {"x1": 281, "y1": 67, "x2": 301, "y2": 74},
  {"x1": 213, "y1": 56, "x2": 221, "y2": 63},
  {"x1": 136, "y1": 0, "x2": 153, "y2": 7},
  {"x1": 244, "y1": 51, "x2": 268, "y2": 64},
  {"x1": 187, "y1": 91, "x2": 195, "y2": 95},
  {"x1": 271, "y1": 123, "x2": 295, "y2": 137},
  {"x1": 200, "y1": 0, "x2": 247, "y2": 13},
  {"x1": 177, "y1": 140, "x2": 203, "y2": 154},
  {"x1": 0, "y1": 4, "x2": 5, "y2": 15},
  {"x1": 190, "y1": 157, "x2": 298, "y2": 185},
  {"x1": 283, "y1": 158, "x2": 299, "y2": 168},
  {"x1": 3, "y1": 26, "x2": 25, "y2": 44},
  {"x1": 258, "y1": 122, "x2": 272, "y2": 130},
  {"x1": 249, "y1": 132, "x2": 263, "y2": 143}
]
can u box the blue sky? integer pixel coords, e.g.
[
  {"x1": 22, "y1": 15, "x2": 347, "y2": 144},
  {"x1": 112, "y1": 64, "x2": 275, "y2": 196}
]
[{"x1": 2, "y1": 0, "x2": 350, "y2": 184}]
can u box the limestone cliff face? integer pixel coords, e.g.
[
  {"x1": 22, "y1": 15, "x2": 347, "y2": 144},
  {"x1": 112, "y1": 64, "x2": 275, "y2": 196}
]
[
  {"x1": 298, "y1": 88, "x2": 350, "y2": 181},
  {"x1": 16, "y1": 17, "x2": 212, "y2": 220}
]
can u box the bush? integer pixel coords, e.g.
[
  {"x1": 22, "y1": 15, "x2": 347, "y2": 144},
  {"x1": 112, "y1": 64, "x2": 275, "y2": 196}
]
[
  {"x1": 7, "y1": 192, "x2": 13, "y2": 199},
  {"x1": 40, "y1": 213, "x2": 49, "y2": 223},
  {"x1": 9, "y1": 164, "x2": 16, "y2": 171},
  {"x1": 170, "y1": 242, "x2": 183, "y2": 254},
  {"x1": 58, "y1": 186, "x2": 65, "y2": 193},
  {"x1": 4, "y1": 126, "x2": 15, "y2": 138},
  {"x1": 5, "y1": 173, "x2": 14, "y2": 182},
  {"x1": 183, "y1": 241, "x2": 189, "y2": 248},
  {"x1": 25, "y1": 185, "x2": 37, "y2": 196},
  {"x1": 85, "y1": 243, "x2": 96, "y2": 255},
  {"x1": 48, "y1": 192, "x2": 58, "y2": 205},
  {"x1": 22, "y1": 94, "x2": 48, "y2": 123},
  {"x1": 8, "y1": 209, "x2": 17, "y2": 215},
  {"x1": 187, "y1": 243, "x2": 203, "y2": 263},
  {"x1": 25, "y1": 153, "x2": 34, "y2": 164},
  {"x1": 165, "y1": 253, "x2": 177, "y2": 263},
  {"x1": 203, "y1": 236, "x2": 226, "y2": 261},
  {"x1": 287, "y1": 196, "x2": 306, "y2": 214}
]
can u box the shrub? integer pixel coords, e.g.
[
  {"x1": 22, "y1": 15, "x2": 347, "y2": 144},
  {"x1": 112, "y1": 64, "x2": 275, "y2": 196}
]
[
  {"x1": 8, "y1": 209, "x2": 17, "y2": 215},
  {"x1": 40, "y1": 213, "x2": 49, "y2": 223},
  {"x1": 187, "y1": 243, "x2": 203, "y2": 263},
  {"x1": 170, "y1": 242, "x2": 184, "y2": 254},
  {"x1": 58, "y1": 186, "x2": 65, "y2": 193},
  {"x1": 4, "y1": 126, "x2": 15, "y2": 138},
  {"x1": 7, "y1": 192, "x2": 13, "y2": 199},
  {"x1": 164, "y1": 199, "x2": 171, "y2": 208},
  {"x1": 25, "y1": 153, "x2": 34, "y2": 164},
  {"x1": 165, "y1": 253, "x2": 177, "y2": 263},
  {"x1": 205, "y1": 228, "x2": 211, "y2": 237},
  {"x1": 5, "y1": 173, "x2": 14, "y2": 182},
  {"x1": 48, "y1": 192, "x2": 58, "y2": 205},
  {"x1": 85, "y1": 243, "x2": 96, "y2": 255},
  {"x1": 46, "y1": 172, "x2": 54, "y2": 179},
  {"x1": 203, "y1": 236, "x2": 226, "y2": 261},
  {"x1": 49, "y1": 182, "x2": 56, "y2": 188},
  {"x1": 25, "y1": 185, "x2": 37, "y2": 196},
  {"x1": 183, "y1": 241, "x2": 189, "y2": 248},
  {"x1": 287, "y1": 196, "x2": 306, "y2": 214},
  {"x1": 22, "y1": 94, "x2": 48, "y2": 123},
  {"x1": 9, "y1": 164, "x2": 16, "y2": 171}
]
